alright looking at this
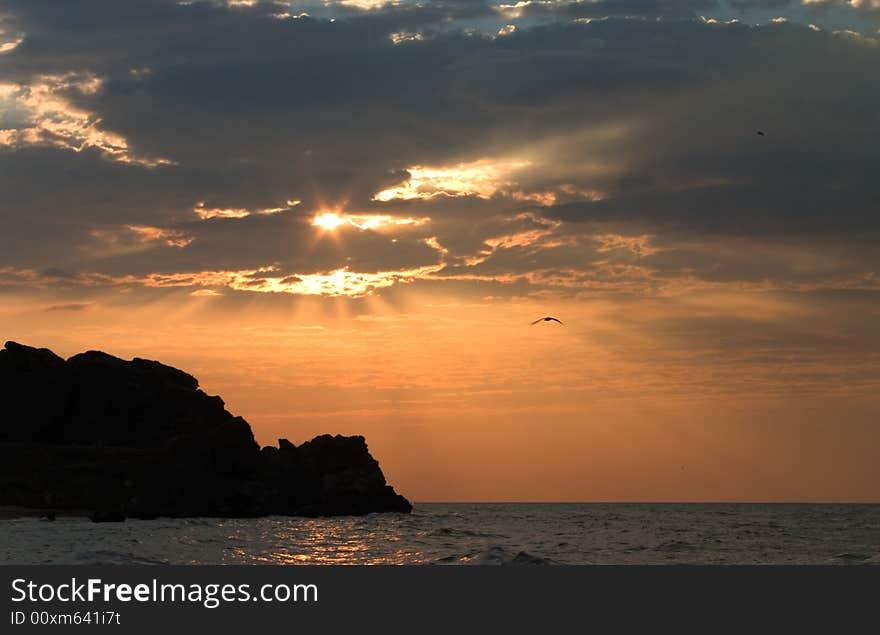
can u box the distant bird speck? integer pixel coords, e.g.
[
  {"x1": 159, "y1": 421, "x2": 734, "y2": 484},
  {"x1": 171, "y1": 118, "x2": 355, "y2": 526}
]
[
  {"x1": 531, "y1": 317, "x2": 563, "y2": 325},
  {"x1": 756, "y1": 130, "x2": 765, "y2": 136}
]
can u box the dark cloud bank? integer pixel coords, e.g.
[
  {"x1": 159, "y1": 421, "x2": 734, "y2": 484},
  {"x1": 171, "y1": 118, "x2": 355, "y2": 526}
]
[{"x1": 1, "y1": 0, "x2": 879, "y2": 298}]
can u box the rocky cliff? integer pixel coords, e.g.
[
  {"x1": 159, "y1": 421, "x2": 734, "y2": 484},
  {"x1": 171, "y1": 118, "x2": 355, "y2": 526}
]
[{"x1": 0, "y1": 341, "x2": 411, "y2": 520}]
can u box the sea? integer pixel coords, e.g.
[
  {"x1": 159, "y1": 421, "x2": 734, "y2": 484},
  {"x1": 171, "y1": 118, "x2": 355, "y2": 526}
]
[{"x1": 2, "y1": 503, "x2": 879, "y2": 565}]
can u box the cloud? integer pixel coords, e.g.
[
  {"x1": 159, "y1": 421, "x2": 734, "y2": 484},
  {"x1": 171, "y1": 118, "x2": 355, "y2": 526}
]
[
  {"x1": 311, "y1": 211, "x2": 430, "y2": 230},
  {"x1": 43, "y1": 302, "x2": 91, "y2": 312},
  {"x1": 0, "y1": 0, "x2": 877, "y2": 304},
  {"x1": 87, "y1": 224, "x2": 193, "y2": 256},
  {"x1": 0, "y1": 73, "x2": 172, "y2": 166},
  {"x1": 729, "y1": 0, "x2": 793, "y2": 8},
  {"x1": 373, "y1": 158, "x2": 533, "y2": 201},
  {"x1": 594, "y1": 233, "x2": 664, "y2": 257},
  {"x1": 497, "y1": 0, "x2": 720, "y2": 20},
  {"x1": 193, "y1": 200, "x2": 293, "y2": 220},
  {"x1": 0, "y1": 32, "x2": 23, "y2": 54}
]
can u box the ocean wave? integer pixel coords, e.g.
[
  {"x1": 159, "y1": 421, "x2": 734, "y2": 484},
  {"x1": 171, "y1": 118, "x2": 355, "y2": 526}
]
[
  {"x1": 430, "y1": 526, "x2": 506, "y2": 539},
  {"x1": 655, "y1": 540, "x2": 696, "y2": 552},
  {"x1": 75, "y1": 550, "x2": 168, "y2": 565},
  {"x1": 4, "y1": 503, "x2": 880, "y2": 565},
  {"x1": 435, "y1": 546, "x2": 553, "y2": 565},
  {"x1": 826, "y1": 552, "x2": 870, "y2": 564}
]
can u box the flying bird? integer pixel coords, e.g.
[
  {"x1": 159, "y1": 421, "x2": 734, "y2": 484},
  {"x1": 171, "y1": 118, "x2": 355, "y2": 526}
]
[
  {"x1": 756, "y1": 130, "x2": 765, "y2": 136},
  {"x1": 531, "y1": 316, "x2": 563, "y2": 325}
]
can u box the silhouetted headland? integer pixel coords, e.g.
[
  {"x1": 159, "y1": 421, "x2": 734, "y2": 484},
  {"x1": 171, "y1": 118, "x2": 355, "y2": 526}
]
[{"x1": 0, "y1": 341, "x2": 412, "y2": 521}]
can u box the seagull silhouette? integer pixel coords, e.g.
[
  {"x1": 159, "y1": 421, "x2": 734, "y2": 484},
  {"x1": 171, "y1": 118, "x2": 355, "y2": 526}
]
[{"x1": 531, "y1": 316, "x2": 563, "y2": 325}]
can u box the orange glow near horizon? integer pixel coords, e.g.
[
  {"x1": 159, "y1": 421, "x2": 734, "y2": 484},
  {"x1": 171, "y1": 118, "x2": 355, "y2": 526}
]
[{"x1": 2, "y1": 288, "x2": 878, "y2": 503}]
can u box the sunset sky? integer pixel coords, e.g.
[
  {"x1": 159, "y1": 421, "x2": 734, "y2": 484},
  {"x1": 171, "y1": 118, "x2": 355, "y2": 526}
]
[{"x1": 1, "y1": 0, "x2": 879, "y2": 502}]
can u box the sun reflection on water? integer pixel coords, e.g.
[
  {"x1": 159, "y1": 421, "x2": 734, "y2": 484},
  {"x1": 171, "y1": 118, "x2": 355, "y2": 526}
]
[{"x1": 241, "y1": 516, "x2": 426, "y2": 565}]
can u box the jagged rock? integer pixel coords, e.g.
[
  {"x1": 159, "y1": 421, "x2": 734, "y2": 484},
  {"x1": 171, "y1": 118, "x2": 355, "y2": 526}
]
[
  {"x1": 264, "y1": 434, "x2": 412, "y2": 516},
  {"x1": 0, "y1": 341, "x2": 70, "y2": 444},
  {"x1": 0, "y1": 341, "x2": 412, "y2": 518}
]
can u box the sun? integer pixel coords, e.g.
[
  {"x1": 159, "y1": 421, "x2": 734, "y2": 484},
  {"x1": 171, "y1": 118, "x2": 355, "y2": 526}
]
[{"x1": 312, "y1": 212, "x2": 346, "y2": 230}]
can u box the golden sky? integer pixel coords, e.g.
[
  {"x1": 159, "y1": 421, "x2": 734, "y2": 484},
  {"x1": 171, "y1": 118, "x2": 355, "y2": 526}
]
[
  {"x1": 1, "y1": 0, "x2": 879, "y2": 501},
  {"x1": 3, "y1": 281, "x2": 878, "y2": 501}
]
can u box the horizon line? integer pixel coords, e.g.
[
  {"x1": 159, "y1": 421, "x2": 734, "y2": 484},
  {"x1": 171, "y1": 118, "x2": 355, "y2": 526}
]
[{"x1": 410, "y1": 500, "x2": 880, "y2": 505}]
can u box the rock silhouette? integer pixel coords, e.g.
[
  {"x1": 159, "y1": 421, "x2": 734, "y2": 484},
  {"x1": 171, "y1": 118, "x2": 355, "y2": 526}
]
[{"x1": 0, "y1": 341, "x2": 412, "y2": 520}]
